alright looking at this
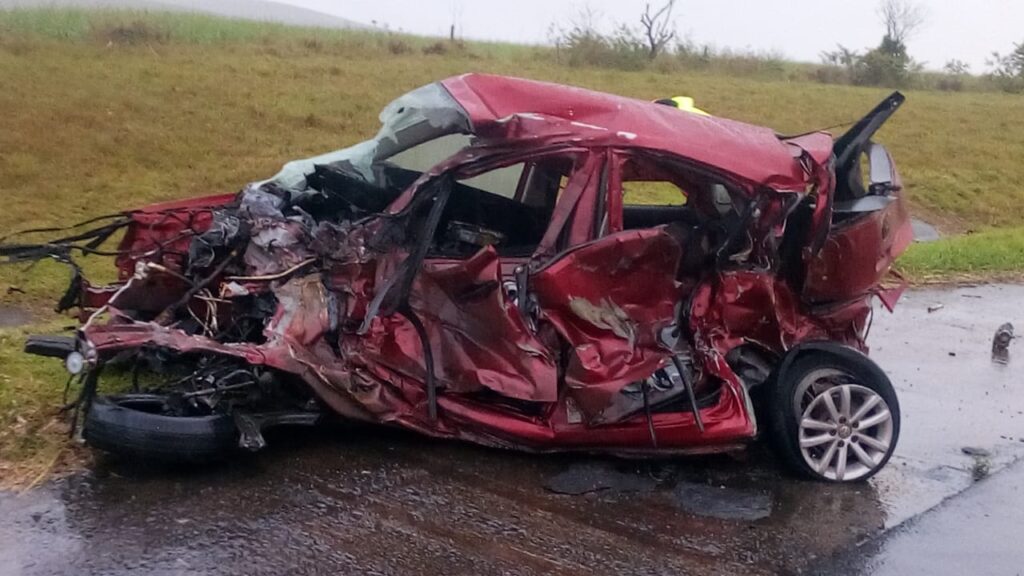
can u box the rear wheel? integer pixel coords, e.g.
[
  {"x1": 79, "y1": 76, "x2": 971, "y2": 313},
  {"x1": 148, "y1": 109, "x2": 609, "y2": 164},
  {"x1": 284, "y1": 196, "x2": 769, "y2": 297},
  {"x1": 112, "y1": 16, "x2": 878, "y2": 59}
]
[{"x1": 768, "y1": 353, "x2": 900, "y2": 482}]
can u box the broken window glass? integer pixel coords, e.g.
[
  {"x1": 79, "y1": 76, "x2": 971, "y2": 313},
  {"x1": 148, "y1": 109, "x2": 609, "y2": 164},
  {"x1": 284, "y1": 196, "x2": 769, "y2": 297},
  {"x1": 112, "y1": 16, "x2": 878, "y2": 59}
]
[{"x1": 255, "y1": 82, "x2": 472, "y2": 196}]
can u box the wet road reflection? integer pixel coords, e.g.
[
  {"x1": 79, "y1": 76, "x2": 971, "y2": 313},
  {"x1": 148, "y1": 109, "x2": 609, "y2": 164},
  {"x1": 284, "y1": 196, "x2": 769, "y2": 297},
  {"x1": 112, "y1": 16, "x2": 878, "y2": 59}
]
[
  {"x1": 815, "y1": 459, "x2": 1024, "y2": 576},
  {"x1": 0, "y1": 429, "x2": 887, "y2": 575}
]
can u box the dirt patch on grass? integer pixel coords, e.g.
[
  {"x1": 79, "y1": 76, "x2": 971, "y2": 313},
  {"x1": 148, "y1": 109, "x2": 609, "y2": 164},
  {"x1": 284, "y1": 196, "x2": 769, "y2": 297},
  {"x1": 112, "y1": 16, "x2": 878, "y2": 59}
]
[
  {"x1": 92, "y1": 21, "x2": 169, "y2": 46},
  {"x1": 0, "y1": 305, "x2": 33, "y2": 328}
]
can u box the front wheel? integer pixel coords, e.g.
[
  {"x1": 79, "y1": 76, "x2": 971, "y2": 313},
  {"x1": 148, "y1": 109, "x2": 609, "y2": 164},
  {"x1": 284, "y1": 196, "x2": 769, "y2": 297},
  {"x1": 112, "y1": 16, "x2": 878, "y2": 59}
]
[
  {"x1": 83, "y1": 395, "x2": 239, "y2": 462},
  {"x1": 767, "y1": 352, "x2": 900, "y2": 482}
]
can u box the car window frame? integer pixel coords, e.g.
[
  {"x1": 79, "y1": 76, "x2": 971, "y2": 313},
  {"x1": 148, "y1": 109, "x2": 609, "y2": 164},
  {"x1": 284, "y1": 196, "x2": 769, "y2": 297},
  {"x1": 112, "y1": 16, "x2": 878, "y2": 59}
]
[{"x1": 604, "y1": 148, "x2": 755, "y2": 236}]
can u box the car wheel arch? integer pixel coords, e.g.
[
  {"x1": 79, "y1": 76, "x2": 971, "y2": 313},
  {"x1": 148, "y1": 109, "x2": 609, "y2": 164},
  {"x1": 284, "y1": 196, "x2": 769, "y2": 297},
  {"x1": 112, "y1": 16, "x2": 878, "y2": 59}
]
[{"x1": 772, "y1": 341, "x2": 884, "y2": 391}]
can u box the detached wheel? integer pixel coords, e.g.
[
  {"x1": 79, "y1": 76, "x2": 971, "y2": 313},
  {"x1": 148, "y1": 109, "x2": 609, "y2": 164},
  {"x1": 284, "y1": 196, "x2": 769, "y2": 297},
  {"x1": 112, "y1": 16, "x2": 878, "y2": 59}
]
[
  {"x1": 768, "y1": 352, "x2": 900, "y2": 482},
  {"x1": 83, "y1": 395, "x2": 238, "y2": 462}
]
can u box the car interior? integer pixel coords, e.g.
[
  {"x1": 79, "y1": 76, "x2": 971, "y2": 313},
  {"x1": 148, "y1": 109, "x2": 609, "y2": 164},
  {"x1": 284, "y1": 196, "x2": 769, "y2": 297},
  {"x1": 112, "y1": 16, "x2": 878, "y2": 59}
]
[
  {"x1": 427, "y1": 155, "x2": 578, "y2": 258},
  {"x1": 617, "y1": 154, "x2": 746, "y2": 279}
]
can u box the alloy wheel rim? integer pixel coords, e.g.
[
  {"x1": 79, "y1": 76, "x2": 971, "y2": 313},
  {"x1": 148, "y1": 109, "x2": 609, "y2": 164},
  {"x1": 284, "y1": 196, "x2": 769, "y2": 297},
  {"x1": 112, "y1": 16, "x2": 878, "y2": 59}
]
[{"x1": 796, "y1": 378, "x2": 894, "y2": 481}]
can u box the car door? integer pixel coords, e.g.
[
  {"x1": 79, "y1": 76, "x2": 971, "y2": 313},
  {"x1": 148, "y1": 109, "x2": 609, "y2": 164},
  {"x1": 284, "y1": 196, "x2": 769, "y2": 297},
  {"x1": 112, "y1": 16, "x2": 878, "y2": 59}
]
[{"x1": 526, "y1": 150, "x2": 688, "y2": 418}]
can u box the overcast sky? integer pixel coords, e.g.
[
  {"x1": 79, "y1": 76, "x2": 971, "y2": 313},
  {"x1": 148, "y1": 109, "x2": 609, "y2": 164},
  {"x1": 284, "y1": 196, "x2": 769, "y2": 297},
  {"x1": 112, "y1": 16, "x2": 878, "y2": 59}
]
[{"x1": 281, "y1": 0, "x2": 1022, "y2": 71}]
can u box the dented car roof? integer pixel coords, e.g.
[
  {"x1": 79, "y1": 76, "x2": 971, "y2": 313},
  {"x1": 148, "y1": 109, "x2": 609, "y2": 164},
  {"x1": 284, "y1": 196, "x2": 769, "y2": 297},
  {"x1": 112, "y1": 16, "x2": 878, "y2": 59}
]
[
  {"x1": 441, "y1": 73, "x2": 829, "y2": 190},
  {"x1": 262, "y1": 74, "x2": 832, "y2": 197}
]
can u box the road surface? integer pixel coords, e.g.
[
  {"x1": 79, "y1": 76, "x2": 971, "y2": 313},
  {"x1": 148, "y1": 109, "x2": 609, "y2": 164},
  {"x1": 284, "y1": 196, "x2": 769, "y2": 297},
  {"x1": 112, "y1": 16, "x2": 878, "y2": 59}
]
[{"x1": 1, "y1": 284, "x2": 1021, "y2": 575}]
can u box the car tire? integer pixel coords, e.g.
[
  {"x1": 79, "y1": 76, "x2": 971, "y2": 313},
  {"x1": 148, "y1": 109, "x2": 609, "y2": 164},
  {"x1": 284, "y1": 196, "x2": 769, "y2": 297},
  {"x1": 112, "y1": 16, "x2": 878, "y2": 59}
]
[
  {"x1": 767, "y1": 353, "x2": 900, "y2": 482},
  {"x1": 83, "y1": 395, "x2": 238, "y2": 462}
]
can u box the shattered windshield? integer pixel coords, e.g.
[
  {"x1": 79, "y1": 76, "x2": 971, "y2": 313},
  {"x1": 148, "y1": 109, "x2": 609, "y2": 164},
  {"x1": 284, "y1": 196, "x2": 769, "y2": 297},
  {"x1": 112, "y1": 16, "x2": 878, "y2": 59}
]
[{"x1": 255, "y1": 82, "x2": 473, "y2": 195}]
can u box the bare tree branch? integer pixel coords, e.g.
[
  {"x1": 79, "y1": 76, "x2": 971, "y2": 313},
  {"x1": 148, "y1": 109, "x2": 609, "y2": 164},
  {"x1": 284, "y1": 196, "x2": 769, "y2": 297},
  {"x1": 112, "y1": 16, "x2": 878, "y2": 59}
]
[
  {"x1": 639, "y1": 0, "x2": 676, "y2": 60},
  {"x1": 877, "y1": 0, "x2": 926, "y2": 44}
]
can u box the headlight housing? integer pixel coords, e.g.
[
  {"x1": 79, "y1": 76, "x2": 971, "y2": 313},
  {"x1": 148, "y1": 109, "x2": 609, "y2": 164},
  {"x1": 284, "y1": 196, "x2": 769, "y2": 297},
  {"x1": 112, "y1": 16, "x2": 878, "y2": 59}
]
[
  {"x1": 65, "y1": 334, "x2": 97, "y2": 375},
  {"x1": 65, "y1": 351, "x2": 86, "y2": 375}
]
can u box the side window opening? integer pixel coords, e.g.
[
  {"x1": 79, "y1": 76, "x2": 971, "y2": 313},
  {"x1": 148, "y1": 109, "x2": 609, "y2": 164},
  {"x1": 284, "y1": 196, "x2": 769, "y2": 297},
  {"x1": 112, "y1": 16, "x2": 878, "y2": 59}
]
[
  {"x1": 617, "y1": 153, "x2": 747, "y2": 278},
  {"x1": 430, "y1": 154, "x2": 578, "y2": 258},
  {"x1": 621, "y1": 156, "x2": 700, "y2": 231},
  {"x1": 622, "y1": 180, "x2": 688, "y2": 207}
]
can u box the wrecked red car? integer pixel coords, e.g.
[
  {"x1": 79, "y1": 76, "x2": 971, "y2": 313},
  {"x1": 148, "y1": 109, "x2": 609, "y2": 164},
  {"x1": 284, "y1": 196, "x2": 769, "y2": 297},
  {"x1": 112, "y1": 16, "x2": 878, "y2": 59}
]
[{"x1": 4, "y1": 74, "x2": 912, "y2": 482}]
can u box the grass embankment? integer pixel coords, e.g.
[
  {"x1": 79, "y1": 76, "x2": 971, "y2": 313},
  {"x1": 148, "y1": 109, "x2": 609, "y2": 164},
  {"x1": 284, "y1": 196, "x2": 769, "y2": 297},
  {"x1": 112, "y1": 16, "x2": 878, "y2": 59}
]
[{"x1": 1, "y1": 8, "x2": 1023, "y2": 485}]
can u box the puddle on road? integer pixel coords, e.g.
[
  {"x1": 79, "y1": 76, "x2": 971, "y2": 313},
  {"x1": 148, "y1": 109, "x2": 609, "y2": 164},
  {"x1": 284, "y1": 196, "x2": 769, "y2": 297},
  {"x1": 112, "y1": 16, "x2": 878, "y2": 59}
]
[
  {"x1": 544, "y1": 460, "x2": 773, "y2": 522},
  {"x1": 673, "y1": 481, "x2": 773, "y2": 522},
  {"x1": 911, "y1": 218, "x2": 941, "y2": 242},
  {"x1": 543, "y1": 461, "x2": 657, "y2": 495}
]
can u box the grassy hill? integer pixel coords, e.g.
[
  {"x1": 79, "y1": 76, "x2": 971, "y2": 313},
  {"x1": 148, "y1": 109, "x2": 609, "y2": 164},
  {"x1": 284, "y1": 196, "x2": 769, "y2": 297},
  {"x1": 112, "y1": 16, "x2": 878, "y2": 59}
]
[
  {"x1": 0, "y1": 8, "x2": 1022, "y2": 485},
  {"x1": 0, "y1": 0, "x2": 367, "y2": 29}
]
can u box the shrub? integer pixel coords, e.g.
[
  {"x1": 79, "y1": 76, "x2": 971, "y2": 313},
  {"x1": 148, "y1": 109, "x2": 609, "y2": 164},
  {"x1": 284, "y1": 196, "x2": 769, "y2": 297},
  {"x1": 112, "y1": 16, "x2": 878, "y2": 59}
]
[
  {"x1": 385, "y1": 38, "x2": 412, "y2": 55},
  {"x1": 553, "y1": 29, "x2": 646, "y2": 70},
  {"x1": 810, "y1": 64, "x2": 852, "y2": 85},
  {"x1": 302, "y1": 37, "x2": 323, "y2": 53},
  {"x1": 935, "y1": 75, "x2": 964, "y2": 92},
  {"x1": 673, "y1": 41, "x2": 787, "y2": 80},
  {"x1": 422, "y1": 40, "x2": 448, "y2": 55},
  {"x1": 93, "y1": 20, "x2": 167, "y2": 45}
]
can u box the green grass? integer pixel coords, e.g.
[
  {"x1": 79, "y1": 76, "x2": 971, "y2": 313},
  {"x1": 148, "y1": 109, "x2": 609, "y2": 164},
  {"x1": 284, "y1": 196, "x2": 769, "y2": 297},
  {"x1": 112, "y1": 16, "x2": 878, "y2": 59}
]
[
  {"x1": 899, "y1": 227, "x2": 1024, "y2": 280},
  {"x1": 1, "y1": 7, "x2": 1023, "y2": 483},
  {"x1": 0, "y1": 320, "x2": 78, "y2": 487}
]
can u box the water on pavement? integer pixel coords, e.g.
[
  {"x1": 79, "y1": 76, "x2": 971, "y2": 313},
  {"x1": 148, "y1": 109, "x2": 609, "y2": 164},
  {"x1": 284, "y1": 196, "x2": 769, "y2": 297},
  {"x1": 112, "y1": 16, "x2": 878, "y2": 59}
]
[{"x1": 0, "y1": 284, "x2": 1021, "y2": 575}]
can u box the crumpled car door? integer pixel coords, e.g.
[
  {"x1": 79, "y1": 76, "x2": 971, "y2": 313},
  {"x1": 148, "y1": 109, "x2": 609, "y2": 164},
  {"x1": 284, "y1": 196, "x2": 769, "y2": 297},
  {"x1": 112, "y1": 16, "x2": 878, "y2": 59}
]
[
  {"x1": 359, "y1": 150, "x2": 599, "y2": 406},
  {"x1": 402, "y1": 247, "x2": 560, "y2": 402},
  {"x1": 529, "y1": 228, "x2": 684, "y2": 418}
]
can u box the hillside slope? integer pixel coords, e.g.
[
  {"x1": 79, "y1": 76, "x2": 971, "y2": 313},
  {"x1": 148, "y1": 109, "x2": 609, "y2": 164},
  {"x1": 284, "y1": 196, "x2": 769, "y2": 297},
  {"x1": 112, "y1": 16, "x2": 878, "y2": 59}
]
[
  {"x1": 0, "y1": 0, "x2": 367, "y2": 29},
  {"x1": 0, "y1": 9, "x2": 1022, "y2": 276}
]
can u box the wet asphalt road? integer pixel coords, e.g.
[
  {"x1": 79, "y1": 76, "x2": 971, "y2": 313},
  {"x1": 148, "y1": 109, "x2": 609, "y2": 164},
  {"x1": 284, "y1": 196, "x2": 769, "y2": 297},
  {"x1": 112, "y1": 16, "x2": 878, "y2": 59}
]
[
  {"x1": 817, "y1": 457, "x2": 1024, "y2": 576},
  {"x1": 1, "y1": 284, "x2": 1022, "y2": 575}
]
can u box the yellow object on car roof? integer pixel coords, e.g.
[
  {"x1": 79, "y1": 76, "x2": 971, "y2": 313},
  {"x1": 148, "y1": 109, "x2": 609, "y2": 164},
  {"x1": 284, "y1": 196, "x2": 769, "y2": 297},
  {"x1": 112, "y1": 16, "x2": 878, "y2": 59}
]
[{"x1": 655, "y1": 96, "x2": 710, "y2": 116}]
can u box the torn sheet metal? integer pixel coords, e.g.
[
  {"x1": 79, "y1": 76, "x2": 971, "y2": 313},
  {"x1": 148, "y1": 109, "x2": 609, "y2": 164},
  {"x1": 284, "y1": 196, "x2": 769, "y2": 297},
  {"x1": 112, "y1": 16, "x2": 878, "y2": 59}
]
[{"x1": 531, "y1": 228, "x2": 683, "y2": 417}]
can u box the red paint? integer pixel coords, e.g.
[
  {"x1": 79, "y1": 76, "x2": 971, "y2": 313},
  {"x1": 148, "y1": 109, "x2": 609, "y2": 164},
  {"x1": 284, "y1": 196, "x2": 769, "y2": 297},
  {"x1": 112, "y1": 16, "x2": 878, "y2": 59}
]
[
  {"x1": 68, "y1": 76, "x2": 911, "y2": 456},
  {"x1": 531, "y1": 229, "x2": 683, "y2": 417}
]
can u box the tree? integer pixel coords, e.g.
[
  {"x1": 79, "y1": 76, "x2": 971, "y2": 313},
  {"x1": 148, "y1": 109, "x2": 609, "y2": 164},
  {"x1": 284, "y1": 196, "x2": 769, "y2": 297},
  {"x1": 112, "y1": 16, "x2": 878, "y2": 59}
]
[
  {"x1": 855, "y1": 0, "x2": 926, "y2": 87},
  {"x1": 988, "y1": 42, "x2": 1024, "y2": 93},
  {"x1": 943, "y1": 59, "x2": 971, "y2": 76},
  {"x1": 639, "y1": 1, "x2": 676, "y2": 60},
  {"x1": 878, "y1": 0, "x2": 926, "y2": 46},
  {"x1": 989, "y1": 42, "x2": 1024, "y2": 78}
]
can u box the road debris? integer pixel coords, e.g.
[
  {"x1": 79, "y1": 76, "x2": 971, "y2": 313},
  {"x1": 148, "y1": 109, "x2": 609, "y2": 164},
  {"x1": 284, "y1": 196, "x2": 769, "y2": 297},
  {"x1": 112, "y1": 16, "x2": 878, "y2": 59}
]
[{"x1": 992, "y1": 323, "x2": 1014, "y2": 364}]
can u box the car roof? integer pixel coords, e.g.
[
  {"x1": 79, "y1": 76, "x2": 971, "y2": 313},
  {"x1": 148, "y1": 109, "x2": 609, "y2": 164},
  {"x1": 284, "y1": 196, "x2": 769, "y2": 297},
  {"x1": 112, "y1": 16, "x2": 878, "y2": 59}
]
[{"x1": 441, "y1": 73, "x2": 829, "y2": 190}]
